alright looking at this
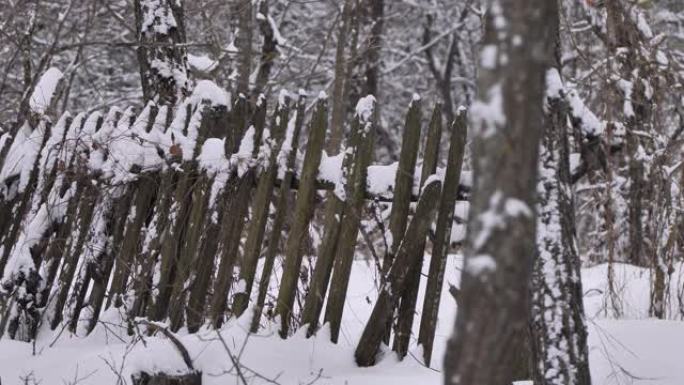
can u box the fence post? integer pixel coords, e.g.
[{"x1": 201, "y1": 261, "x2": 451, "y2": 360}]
[
  {"x1": 185, "y1": 96, "x2": 268, "y2": 332},
  {"x1": 321, "y1": 95, "x2": 376, "y2": 343},
  {"x1": 75, "y1": 106, "x2": 159, "y2": 332},
  {"x1": 249, "y1": 96, "x2": 305, "y2": 332},
  {"x1": 128, "y1": 103, "x2": 192, "y2": 328},
  {"x1": 38, "y1": 113, "x2": 88, "y2": 310},
  {"x1": 149, "y1": 104, "x2": 206, "y2": 323},
  {"x1": 107, "y1": 105, "x2": 163, "y2": 309},
  {"x1": 384, "y1": 96, "x2": 422, "y2": 269},
  {"x1": 417, "y1": 108, "x2": 467, "y2": 366},
  {"x1": 274, "y1": 94, "x2": 328, "y2": 338},
  {"x1": 355, "y1": 178, "x2": 441, "y2": 366},
  {"x1": 167, "y1": 101, "x2": 229, "y2": 331},
  {"x1": 48, "y1": 112, "x2": 107, "y2": 330},
  {"x1": 392, "y1": 102, "x2": 443, "y2": 357},
  {"x1": 208, "y1": 95, "x2": 267, "y2": 329},
  {"x1": 232, "y1": 95, "x2": 298, "y2": 319}
]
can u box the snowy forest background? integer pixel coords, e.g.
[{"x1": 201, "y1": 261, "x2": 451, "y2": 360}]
[{"x1": 0, "y1": 0, "x2": 683, "y2": 384}]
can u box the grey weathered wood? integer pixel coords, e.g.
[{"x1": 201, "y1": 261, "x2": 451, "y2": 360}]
[
  {"x1": 48, "y1": 113, "x2": 110, "y2": 330},
  {"x1": 37, "y1": 114, "x2": 88, "y2": 309},
  {"x1": 184, "y1": 174, "x2": 223, "y2": 333},
  {"x1": 232, "y1": 97, "x2": 295, "y2": 318},
  {"x1": 274, "y1": 96, "x2": 328, "y2": 338},
  {"x1": 49, "y1": 175, "x2": 100, "y2": 330},
  {"x1": 250, "y1": 98, "x2": 306, "y2": 332},
  {"x1": 168, "y1": 169, "x2": 211, "y2": 331},
  {"x1": 0, "y1": 120, "x2": 53, "y2": 276},
  {"x1": 186, "y1": 98, "x2": 268, "y2": 331},
  {"x1": 130, "y1": 163, "x2": 179, "y2": 328},
  {"x1": 174, "y1": 99, "x2": 240, "y2": 331},
  {"x1": 416, "y1": 109, "x2": 467, "y2": 365},
  {"x1": 322, "y1": 98, "x2": 377, "y2": 343},
  {"x1": 107, "y1": 106, "x2": 162, "y2": 309},
  {"x1": 392, "y1": 103, "x2": 443, "y2": 358},
  {"x1": 74, "y1": 185, "x2": 134, "y2": 332},
  {"x1": 207, "y1": 99, "x2": 265, "y2": 329},
  {"x1": 302, "y1": 96, "x2": 373, "y2": 336},
  {"x1": 149, "y1": 104, "x2": 209, "y2": 323},
  {"x1": 385, "y1": 97, "x2": 422, "y2": 269},
  {"x1": 355, "y1": 179, "x2": 441, "y2": 366}
]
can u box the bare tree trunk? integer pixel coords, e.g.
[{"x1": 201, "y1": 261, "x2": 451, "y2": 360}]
[
  {"x1": 530, "y1": 66, "x2": 592, "y2": 385},
  {"x1": 443, "y1": 0, "x2": 556, "y2": 383},
  {"x1": 134, "y1": 0, "x2": 189, "y2": 105},
  {"x1": 363, "y1": 0, "x2": 383, "y2": 98},
  {"x1": 254, "y1": 0, "x2": 277, "y2": 97},
  {"x1": 328, "y1": 0, "x2": 354, "y2": 154},
  {"x1": 233, "y1": 0, "x2": 253, "y2": 96}
]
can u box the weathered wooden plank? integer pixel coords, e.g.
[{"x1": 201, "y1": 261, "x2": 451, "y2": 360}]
[
  {"x1": 169, "y1": 99, "x2": 236, "y2": 331},
  {"x1": 232, "y1": 96, "x2": 296, "y2": 319},
  {"x1": 185, "y1": 97, "x2": 268, "y2": 331},
  {"x1": 385, "y1": 96, "x2": 422, "y2": 269},
  {"x1": 355, "y1": 178, "x2": 441, "y2": 366},
  {"x1": 313, "y1": 96, "x2": 376, "y2": 342},
  {"x1": 392, "y1": 103, "x2": 443, "y2": 357},
  {"x1": 149, "y1": 104, "x2": 207, "y2": 323},
  {"x1": 274, "y1": 95, "x2": 328, "y2": 338},
  {"x1": 249, "y1": 97, "x2": 306, "y2": 333},
  {"x1": 206, "y1": 96, "x2": 262, "y2": 329},
  {"x1": 417, "y1": 109, "x2": 467, "y2": 366}
]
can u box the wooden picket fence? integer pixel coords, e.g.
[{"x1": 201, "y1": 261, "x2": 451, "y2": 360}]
[{"x1": 0, "y1": 79, "x2": 467, "y2": 366}]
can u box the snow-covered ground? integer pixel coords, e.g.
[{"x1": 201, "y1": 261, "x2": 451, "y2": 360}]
[{"x1": 1, "y1": 257, "x2": 683, "y2": 385}]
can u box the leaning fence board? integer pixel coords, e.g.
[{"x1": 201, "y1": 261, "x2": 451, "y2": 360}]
[{"x1": 355, "y1": 178, "x2": 441, "y2": 366}]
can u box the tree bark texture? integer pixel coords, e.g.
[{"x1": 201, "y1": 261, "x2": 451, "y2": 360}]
[{"x1": 443, "y1": 0, "x2": 556, "y2": 383}]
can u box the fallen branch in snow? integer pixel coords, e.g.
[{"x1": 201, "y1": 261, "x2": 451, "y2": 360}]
[{"x1": 136, "y1": 320, "x2": 194, "y2": 371}]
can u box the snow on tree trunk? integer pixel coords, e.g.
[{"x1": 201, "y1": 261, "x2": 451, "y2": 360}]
[
  {"x1": 443, "y1": 0, "x2": 556, "y2": 383},
  {"x1": 530, "y1": 66, "x2": 592, "y2": 385},
  {"x1": 135, "y1": 0, "x2": 190, "y2": 105}
]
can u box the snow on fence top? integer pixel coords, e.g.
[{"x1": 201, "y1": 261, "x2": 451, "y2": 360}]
[{"x1": 29, "y1": 67, "x2": 63, "y2": 115}]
